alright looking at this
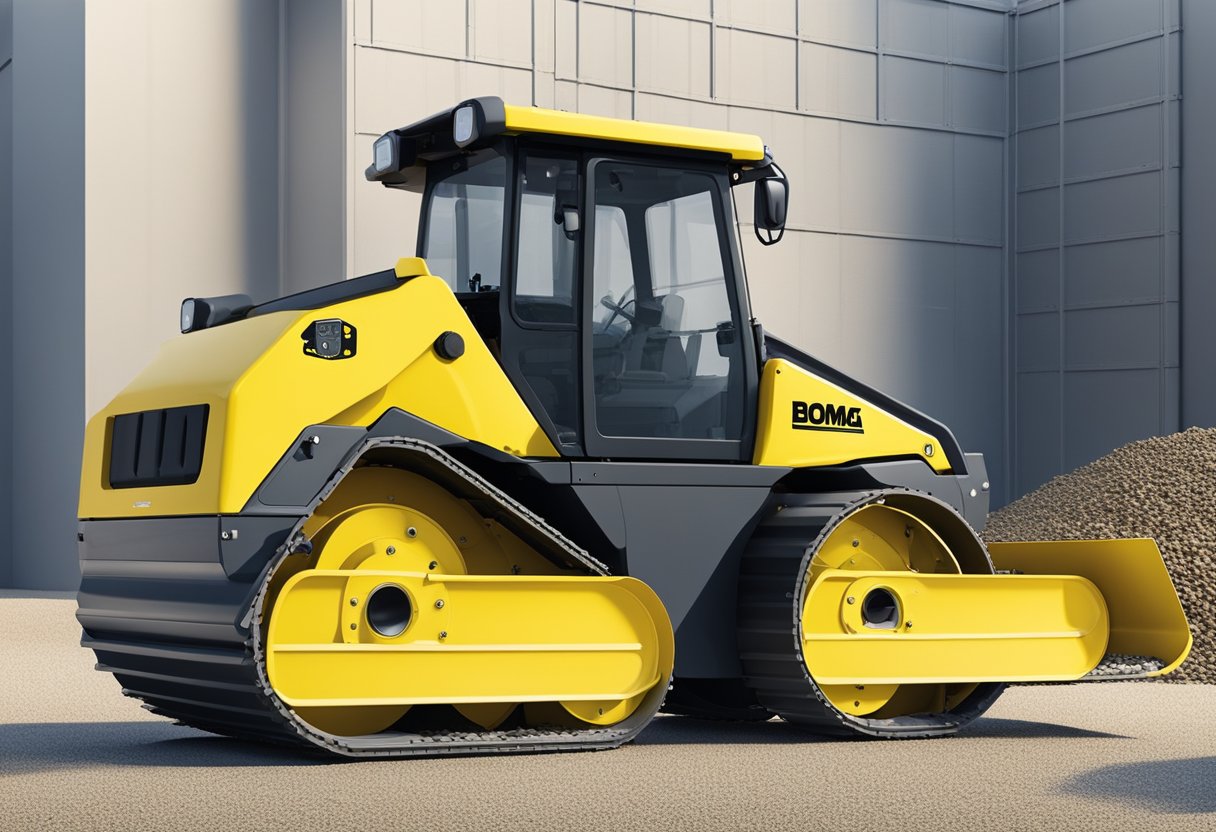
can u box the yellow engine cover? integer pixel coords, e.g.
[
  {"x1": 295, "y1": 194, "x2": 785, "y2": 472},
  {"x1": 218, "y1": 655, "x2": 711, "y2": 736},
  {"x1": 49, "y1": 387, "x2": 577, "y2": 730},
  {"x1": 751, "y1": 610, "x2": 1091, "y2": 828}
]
[
  {"x1": 79, "y1": 259, "x2": 558, "y2": 518},
  {"x1": 752, "y1": 358, "x2": 950, "y2": 473}
]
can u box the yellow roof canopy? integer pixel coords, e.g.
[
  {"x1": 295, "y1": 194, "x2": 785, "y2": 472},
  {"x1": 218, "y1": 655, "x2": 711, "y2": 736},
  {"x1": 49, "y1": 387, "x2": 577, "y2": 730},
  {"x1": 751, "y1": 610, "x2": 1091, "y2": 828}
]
[
  {"x1": 501, "y1": 104, "x2": 766, "y2": 163},
  {"x1": 367, "y1": 96, "x2": 769, "y2": 185}
]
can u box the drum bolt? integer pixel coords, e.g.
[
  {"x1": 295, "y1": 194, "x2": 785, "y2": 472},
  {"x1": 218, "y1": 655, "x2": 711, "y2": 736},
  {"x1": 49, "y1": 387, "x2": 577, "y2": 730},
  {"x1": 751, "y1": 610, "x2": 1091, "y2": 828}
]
[
  {"x1": 458, "y1": 536, "x2": 468, "y2": 546},
  {"x1": 434, "y1": 599, "x2": 445, "y2": 609},
  {"x1": 428, "y1": 561, "x2": 438, "y2": 570},
  {"x1": 386, "y1": 545, "x2": 396, "y2": 556},
  {"x1": 905, "y1": 526, "x2": 912, "y2": 538},
  {"x1": 407, "y1": 527, "x2": 418, "y2": 538},
  {"x1": 851, "y1": 539, "x2": 859, "y2": 548},
  {"x1": 846, "y1": 596, "x2": 856, "y2": 605},
  {"x1": 349, "y1": 597, "x2": 358, "y2": 607},
  {"x1": 905, "y1": 621, "x2": 913, "y2": 628},
  {"x1": 349, "y1": 623, "x2": 357, "y2": 631},
  {"x1": 438, "y1": 630, "x2": 448, "y2": 640},
  {"x1": 854, "y1": 701, "x2": 860, "y2": 707}
]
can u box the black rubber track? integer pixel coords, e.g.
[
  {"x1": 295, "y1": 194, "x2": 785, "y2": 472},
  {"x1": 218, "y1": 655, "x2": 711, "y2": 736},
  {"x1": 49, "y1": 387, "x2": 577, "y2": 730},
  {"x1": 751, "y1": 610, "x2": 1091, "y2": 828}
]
[
  {"x1": 737, "y1": 489, "x2": 1005, "y2": 738},
  {"x1": 78, "y1": 438, "x2": 668, "y2": 758}
]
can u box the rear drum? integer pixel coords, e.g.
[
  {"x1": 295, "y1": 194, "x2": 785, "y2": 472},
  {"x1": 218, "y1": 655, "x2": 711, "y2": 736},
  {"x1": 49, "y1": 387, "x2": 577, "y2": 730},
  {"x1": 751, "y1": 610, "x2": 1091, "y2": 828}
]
[{"x1": 738, "y1": 490, "x2": 1005, "y2": 737}]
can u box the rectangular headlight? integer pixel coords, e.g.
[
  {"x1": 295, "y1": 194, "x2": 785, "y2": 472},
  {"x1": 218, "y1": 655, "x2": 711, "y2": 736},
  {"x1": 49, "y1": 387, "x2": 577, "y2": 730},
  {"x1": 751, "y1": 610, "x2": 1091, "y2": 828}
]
[
  {"x1": 181, "y1": 298, "x2": 197, "y2": 333},
  {"x1": 453, "y1": 105, "x2": 476, "y2": 146},
  {"x1": 373, "y1": 134, "x2": 397, "y2": 173}
]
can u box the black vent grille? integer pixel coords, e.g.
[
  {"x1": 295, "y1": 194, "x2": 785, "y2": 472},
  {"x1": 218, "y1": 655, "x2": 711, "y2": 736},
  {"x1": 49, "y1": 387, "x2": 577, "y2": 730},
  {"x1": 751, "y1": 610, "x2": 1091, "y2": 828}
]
[{"x1": 108, "y1": 405, "x2": 210, "y2": 489}]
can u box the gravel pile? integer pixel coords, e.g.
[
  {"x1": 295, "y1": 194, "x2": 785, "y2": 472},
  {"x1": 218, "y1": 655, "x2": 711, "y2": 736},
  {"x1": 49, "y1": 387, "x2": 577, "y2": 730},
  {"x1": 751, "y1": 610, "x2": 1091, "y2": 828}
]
[{"x1": 984, "y1": 427, "x2": 1216, "y2": 684}]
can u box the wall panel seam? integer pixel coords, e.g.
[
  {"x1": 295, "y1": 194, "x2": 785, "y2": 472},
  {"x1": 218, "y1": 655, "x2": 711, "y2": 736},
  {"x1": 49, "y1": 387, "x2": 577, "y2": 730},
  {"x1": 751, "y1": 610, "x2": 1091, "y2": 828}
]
[{"x1": 1015, "y1": 164, "x2": 1166, "y2": 193}]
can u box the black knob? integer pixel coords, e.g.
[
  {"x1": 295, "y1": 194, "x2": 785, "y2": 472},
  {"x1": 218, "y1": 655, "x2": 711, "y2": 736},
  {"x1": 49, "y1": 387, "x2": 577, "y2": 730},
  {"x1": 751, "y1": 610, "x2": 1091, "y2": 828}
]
[{"x1": 433, "y1": 331, "x2": 465, "y2": 361}]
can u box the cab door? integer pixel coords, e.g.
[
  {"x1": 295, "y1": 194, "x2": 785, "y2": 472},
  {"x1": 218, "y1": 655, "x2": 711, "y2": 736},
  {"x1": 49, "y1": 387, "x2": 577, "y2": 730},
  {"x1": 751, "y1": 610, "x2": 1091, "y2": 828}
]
[{"x1": 581, "y1": 157, "x2": 757, "y2": 461}]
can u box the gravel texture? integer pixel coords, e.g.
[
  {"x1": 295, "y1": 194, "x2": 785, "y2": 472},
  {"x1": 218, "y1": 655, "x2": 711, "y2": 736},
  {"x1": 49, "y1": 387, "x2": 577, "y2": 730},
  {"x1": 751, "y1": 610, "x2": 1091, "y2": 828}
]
[
  {"x1": 3, "y1": 593, "x2": 1216, "y2": 831},
  {"x1": 985, "y1": 427, "x2": 1216, "y2": 684}
]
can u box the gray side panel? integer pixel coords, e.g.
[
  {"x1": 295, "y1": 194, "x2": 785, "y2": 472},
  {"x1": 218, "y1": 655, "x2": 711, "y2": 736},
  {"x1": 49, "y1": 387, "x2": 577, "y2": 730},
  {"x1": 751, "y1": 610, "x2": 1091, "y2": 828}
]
[
  {"x1": 243, "y1": 409, "x2": 505, "y2": 515},
  {"x1": 220, "y1": 515, "x2": 297, "y2": 580},
  {"x1": 784, "y1": 457, "x2": 990, "y2": 530},
  {"x1": 570, "y1": 485, "x2": 627, "y2": 551},
  {"x1": 571, "y1": 461, "x2": 788, "y2": 488},
  {"x1": 615, "y1": 484, "x2": 772, "y2": 677},
  {"x1": 80, "y1": 516, "x2": 220, "y2": 563},
  {"x1": 77, "y1": 516, "x2": 253, "y2": 645},
  {"x1": 859, "y1": 456, "x2": 990, "y2": 530},
  {"x1": 254, "y1": 425, "x2": 367, "y2": 508}
]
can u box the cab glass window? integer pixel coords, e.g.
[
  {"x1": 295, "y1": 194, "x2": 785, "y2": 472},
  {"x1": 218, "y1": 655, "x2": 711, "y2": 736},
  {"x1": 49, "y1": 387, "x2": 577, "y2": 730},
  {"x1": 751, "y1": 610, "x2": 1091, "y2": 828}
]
[
  {"x1": 422, "y1": 150, "x2": 506, "y2": 292},
  {"x1": 590, "y1": 162, "x2": 744, "y2": 442},
  {"x1": 514, "y1": 155, "x2": 579, "y2": 324}
]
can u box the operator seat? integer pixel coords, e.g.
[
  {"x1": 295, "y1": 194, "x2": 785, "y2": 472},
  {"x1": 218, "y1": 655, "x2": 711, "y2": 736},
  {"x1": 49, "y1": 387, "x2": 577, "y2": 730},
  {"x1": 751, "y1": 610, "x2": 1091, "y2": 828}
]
[{"x1": 621, "y1": 293, "x2": 688, "y2": 382}]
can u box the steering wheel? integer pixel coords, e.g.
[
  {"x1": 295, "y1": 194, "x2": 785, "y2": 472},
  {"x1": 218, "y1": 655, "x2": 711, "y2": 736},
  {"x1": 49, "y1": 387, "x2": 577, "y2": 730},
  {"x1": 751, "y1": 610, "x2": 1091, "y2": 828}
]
[{"x1": 599, "y1": 294, "x2": 637, "y2": 328}]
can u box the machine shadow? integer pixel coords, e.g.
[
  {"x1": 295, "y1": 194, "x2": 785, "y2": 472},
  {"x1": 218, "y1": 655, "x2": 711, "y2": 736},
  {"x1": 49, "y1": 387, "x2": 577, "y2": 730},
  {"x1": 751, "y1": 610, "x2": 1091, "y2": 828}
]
[
  {"x1": 637, "y1": 713, "x2": 1128, "y2": 745},
  {"x1": 0, "y1": 713, "x2": 1134, "y2": 773},
  {"x1": 1062, "y1": 757, "x2": 1216, "y2": 814},
  {"x1": 0, "y1": 722, "x2": 334, "y2": 775},
  {"x1": 966, "y1": 717, "x2": 1129, "y2": 740}
]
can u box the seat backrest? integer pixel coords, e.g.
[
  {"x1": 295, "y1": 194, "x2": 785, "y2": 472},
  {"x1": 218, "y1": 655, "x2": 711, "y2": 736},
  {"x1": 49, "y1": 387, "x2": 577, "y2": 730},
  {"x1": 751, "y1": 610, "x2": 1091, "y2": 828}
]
[
  {"x1": 622, "y1": 293, "x2": 689, "y2": 381},
  {"x1": 659, "y1": 292, "x2": 684, "y2": 331}
]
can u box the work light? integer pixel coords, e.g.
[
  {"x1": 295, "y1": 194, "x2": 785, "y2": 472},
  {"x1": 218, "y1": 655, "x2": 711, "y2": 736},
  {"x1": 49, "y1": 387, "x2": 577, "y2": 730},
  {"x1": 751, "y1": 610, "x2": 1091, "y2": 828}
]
[
  {"x1": 373, "y1": 134, "x2": 397, "y2": 174},
  {"x1": 180, "y1": 298, "x2": 197, "y2": 333},
  {"x1": 453, "y1": 105, "x2": 476, "y2": 146}
]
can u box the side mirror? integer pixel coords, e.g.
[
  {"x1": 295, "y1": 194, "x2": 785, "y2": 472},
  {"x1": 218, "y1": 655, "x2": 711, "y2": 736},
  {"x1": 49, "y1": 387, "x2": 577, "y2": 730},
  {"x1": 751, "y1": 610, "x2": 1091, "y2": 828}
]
[{"x1": 754, "y1": 177, "x2": 788, "y2": 246}]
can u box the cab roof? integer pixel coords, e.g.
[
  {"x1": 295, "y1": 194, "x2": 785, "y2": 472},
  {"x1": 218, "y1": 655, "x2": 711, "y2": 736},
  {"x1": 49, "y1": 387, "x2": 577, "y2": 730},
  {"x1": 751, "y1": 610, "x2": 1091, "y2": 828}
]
[
  {"x1": 366, "y1": 96, "x2": 767, "y2": 185},
  {"x1": 501, "y1": 103, "x2": 766, "y2": 163}
]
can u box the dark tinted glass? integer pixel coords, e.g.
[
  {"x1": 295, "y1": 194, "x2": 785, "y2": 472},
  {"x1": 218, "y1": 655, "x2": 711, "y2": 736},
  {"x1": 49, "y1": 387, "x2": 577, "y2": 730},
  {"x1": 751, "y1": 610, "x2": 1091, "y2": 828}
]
[
  {"x1": 422, "y1": 150, "x2": 506, "y2": 292},
  {"x1": 515, "y1": 155, "x2": 579, "y2": 325},
  {"x1": 508, "y1": 151, "x2": 582, "y2": 446},
  {"x1": 590, "y1": 162, "x2": 743, "y2": 441}
]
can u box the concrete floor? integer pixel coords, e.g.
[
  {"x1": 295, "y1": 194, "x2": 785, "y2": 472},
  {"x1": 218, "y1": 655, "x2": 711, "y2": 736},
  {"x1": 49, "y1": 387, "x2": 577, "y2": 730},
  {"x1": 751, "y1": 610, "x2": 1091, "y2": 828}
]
[{"x1": 2, "y1": 592, "x2": 1214, "y2": 832}]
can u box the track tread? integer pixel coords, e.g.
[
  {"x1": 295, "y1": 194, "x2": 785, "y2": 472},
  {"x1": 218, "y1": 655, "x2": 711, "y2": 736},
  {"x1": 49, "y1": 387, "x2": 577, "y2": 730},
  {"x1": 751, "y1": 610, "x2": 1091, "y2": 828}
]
[
  {"x1": 79, "y1": 438, "x2": 668, "y2": 758},
  {"x1": 737, "y1": 489, "x2": 1004, "y2": 739}
]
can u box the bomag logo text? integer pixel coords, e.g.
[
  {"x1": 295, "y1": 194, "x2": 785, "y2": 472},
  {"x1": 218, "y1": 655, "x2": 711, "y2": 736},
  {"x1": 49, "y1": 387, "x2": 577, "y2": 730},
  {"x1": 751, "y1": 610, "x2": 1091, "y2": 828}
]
[{"x1": 791, "y1": 401, "x2": 864, "y2": 434}]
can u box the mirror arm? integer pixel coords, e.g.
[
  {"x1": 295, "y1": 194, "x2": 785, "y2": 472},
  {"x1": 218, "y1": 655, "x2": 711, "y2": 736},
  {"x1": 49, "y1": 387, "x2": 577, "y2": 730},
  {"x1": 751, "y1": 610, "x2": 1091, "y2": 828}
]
[{"x1": 730, "y1": 146, "x2": 779, "y2": 186}]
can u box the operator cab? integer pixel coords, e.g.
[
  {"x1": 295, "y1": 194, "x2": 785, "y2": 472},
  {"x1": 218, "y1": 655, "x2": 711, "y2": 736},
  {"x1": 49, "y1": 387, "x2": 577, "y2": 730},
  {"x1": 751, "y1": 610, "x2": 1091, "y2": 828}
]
[{"x1": 367, "y1": 97, "x2": 788, "y2": 461}]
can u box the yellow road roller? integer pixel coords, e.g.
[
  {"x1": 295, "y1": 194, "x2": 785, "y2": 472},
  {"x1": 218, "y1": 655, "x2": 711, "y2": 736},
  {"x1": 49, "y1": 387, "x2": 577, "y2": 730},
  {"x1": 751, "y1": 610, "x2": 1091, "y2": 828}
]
[{"x1": 77, "y1": 98, "x2": 1192, "y2": 757}]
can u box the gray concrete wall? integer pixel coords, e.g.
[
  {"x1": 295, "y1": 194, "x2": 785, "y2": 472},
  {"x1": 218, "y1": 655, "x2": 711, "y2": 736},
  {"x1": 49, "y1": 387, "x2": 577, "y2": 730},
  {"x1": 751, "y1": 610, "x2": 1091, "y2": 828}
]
[
  {"x1": 84, "y1": 0, "x2": 282, "y2": 422},
  {"x1": 1181, "y1": 0, "x2": 1216, "y2": 428},
  {"x1": 282, "y1": 0, "x2": 348, "y2": 294},
  {"x1": 11, "y1": 0, "x2": 1216, "y2": 589},
  {"x1": 349, "y1": 0, "x2": 1014, "y2": 505},
  {"x1": 0, "y1": 0, "x2": 12, "y2": 588},
  {"x1": 1012, "y1": 0, "x2": 1181, "y2": 494},
  {"x1": 11, "y1": 0, "x2": 85, "y2": 589}
]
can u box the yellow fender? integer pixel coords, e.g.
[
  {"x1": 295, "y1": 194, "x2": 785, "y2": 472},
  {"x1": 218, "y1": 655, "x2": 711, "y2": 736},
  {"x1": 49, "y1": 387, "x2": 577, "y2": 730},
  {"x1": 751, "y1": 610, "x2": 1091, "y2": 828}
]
[{"x1": 988, "y1": 538, "x2": 1193, "y2": 676}]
